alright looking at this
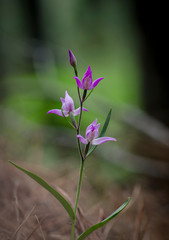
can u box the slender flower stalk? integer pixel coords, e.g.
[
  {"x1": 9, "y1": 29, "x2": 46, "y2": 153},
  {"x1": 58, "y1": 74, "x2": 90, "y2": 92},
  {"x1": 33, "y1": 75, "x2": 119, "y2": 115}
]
[
  {"x1": 71, "y1": 96, "x2": 85, "y2": 240},
  {"x1": 47, "y1": 50, "x2": 119, "y2": 240},
  {"x1": 68, "y1": 52, "x2": 116, "y2": 239},
  {"x1": 71, "y1": 159, "x2": 84, "y2": 240},
  {"x1": 68, "y1": 50, "x2": 86, "y2": 239},
  {"x1": 69, "y1": 50, "x2": 84, "y2": 163},
  {"x1": 76, "y1": 104, "x2": 84, "y2": 160}
]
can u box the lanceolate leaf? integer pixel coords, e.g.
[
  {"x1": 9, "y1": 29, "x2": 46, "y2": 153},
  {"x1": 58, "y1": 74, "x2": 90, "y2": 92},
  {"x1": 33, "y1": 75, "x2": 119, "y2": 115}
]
[
  {"x1": 86, "y1": 109, "x2": 112, "y2": 158},
  {"x1": 9, "y1": 161, "x2": 75, "y2": 221},
  {"x1": 77, "y1": 197, "x2": 130, "y2": 240}
]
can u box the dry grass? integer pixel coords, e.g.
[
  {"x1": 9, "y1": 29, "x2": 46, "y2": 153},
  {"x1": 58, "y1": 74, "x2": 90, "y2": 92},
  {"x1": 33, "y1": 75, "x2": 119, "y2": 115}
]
[{"x1": 0, "y1": 160, "x2": 169, "y2": 240}]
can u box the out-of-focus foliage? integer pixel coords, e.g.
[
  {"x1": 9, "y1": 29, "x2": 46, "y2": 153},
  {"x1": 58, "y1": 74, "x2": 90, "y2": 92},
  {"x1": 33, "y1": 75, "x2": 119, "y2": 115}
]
[{"x1": 0, "y1": 0, "x2": 142, "y2": 181}]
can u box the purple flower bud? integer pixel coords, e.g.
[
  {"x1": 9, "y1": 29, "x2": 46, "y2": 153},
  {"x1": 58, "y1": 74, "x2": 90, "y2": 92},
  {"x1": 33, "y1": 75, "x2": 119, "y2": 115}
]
[
  {"x1": 47, "y1": 91, "x2": 88, "y2": 117},
  {"x1": 68, "y1": 49, "x2": 77, "y2": 67},
  {"x1": 77, "y1": 119, "x2": 117, "y2": 145},
  {"x1": 73, "y1": 66, "x2": 104, "y2": 90}
]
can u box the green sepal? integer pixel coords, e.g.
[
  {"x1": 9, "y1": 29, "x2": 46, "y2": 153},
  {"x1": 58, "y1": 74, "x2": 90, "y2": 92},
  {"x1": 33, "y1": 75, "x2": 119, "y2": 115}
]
[
  {"x1": 86, "y1": 109, "x2": 112, "y2": 158},
  {"x1": 61, "y1": 110, "x2": 75, "y2": 129},
  {"x1": 77, "y1": 197, "x2": 130, "y2": 240},
  {"x1": 70, "y1": 112, "x2": 78, "y2": 129},
  {"x1": 83, "y1": 89, "x2": 94, "y2": 102},
  {"x1": 9, "y1": 161, "x2": 75, "y2": 221}
]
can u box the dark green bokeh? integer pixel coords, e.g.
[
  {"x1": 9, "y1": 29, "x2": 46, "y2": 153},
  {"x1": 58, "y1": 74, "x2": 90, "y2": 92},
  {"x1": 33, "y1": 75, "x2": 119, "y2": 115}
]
[{"x1": 0, "y1": 0, "x2": 150, "y2": 182}]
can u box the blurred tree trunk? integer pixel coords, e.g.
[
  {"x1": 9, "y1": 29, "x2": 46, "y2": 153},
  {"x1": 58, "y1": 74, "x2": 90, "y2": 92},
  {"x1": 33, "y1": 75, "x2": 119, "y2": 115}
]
[
  {"x1": 135, "y1": 1, "x2": 168, "y2": 125},
  {"x1": 0, "y1": 47, "x2": 6, "y2": 101},
  {"x1": 20, "y1": 0, "x2": 43, "y2": 40}
]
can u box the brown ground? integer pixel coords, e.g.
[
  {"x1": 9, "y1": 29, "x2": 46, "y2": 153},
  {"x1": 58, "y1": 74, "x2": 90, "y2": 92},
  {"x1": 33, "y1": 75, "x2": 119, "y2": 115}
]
[{"x1": 0, "y1": 159, "x2": 169, "y2": 240}]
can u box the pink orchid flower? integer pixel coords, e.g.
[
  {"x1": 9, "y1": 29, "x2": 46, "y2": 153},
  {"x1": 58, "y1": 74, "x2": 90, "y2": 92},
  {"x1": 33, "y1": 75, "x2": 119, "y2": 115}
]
[
  {"x1": 47, "y1": 91, "x2": 88, "y2": 117},
  {"x1": 77, "y1": 119, "x2": 116, "y2": 145},
  {"x1": 73, "y1": 66, "x2": 104, "y2": 90}
]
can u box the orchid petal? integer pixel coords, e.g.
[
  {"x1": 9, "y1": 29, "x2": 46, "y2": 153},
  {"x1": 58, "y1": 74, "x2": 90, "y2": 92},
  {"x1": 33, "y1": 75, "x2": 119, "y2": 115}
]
[
  {"x1": 91, "y1": 77, "x2": 104, "y2": 89},
  {"x1": 87, "y1": 65, "x2": 91, "y2": 72},
  {"x1": 62, "y1": 110, "x2": 69, "y2": 117},
  {"x1": 94, "y1": 123, "x2": 100, "y2": 138},
  {"x1": 91, "y1": 137, "x2": 117, "y2": 145},
  {"x1": 65, "y1": 91, "x2": 74, "y2": 107},
  {"x1": 91, "y1": 118, "x2": 97, "y2": 126},
  {"x1": 85, "y1": 119, "x2": 98, "y2": 137},
  {"x1": 83, "y1": 66, "x2": 92, "y2": 79},
  {"x1": 82, "y1": 66, "x2": 93, "y2": 89},
  {"x1": 82, "y1": 107, "x2": 88, "y2": 112},
  {"x1": 77, "y1": 135, "x2": 88, "y2": 144},
  {"x1": 85, "y1": 119, "x2": 100, "y2": 141},
  {"x1": 86, "y1": 122, "x2": 100, "y2": 139},
  {"x1": 93, "y1": 118, "x2": 98, "y2": 125},
  {"x1": 60, "y1": 97, "x2": 65, "y2": 104},
  {"x1": 63, "y1": 91, "x2": 75, "y2": 112},
  {"x1": 95, "y1": 123, "x2": 100, "y2": 131},
  {"x1": 47, "y1": 109, "x2": 63, "y2": 117},
  {"x1": 73, "y1": 107, "x2": 88, "y2": 116},
  {"x1": 73, "y1": 77, "x2": 83, "y2": 88}
]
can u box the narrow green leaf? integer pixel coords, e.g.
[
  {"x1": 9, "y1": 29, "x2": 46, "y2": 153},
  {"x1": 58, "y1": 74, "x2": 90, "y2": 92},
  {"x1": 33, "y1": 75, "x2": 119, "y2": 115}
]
[
  {"x1": 9, "y1": 161, "x2": 75, "y2": 221},
  {"x1": 99, "y1": 109, "x2": 112, "y2": 137},
  {"x1": 86, "y1": 109, "x2": 112, "y2": 158},
  {"x1": 77, "y1": 197, "x2": 130, "y2": 240}
]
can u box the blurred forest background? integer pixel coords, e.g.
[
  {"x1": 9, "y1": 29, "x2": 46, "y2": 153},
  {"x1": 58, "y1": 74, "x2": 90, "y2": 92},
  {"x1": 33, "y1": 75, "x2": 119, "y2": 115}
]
[
  {"x1": 0, "y1": 0, "x2": 169, "y2": 239},
  {"x1": 0, "y1": 0, "x2": 168, "y2": 177}
]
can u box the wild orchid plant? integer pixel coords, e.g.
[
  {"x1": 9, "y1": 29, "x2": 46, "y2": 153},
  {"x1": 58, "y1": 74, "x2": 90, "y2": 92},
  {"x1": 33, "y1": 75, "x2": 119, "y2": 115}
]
[{"x1": 10, "y1": 50, "x2": 130, "y2": 240}]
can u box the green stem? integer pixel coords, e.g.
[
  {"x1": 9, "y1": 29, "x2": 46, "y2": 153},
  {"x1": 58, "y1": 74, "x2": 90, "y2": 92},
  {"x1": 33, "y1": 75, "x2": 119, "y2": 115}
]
[
  {"x1": 77, "y1": 100, "x2": 83, "y2": 132},
  {"x1": 77, "y1": 86, "x2": 81, "y2": 103},
  {"x1": 71, "y1": 64, "x2": 85, "y2": 240},
  {"x1": 77, "y1": 89, "x2": 85, "y2": 161},
  {"x1": 73, "y1": 65, "x2": 81, "y2": 106},
  {"x1": 71, "y1": 159, "x2": 85, "y2": 240},
  {"x1": 76, "y1": 98, "x2": 84, "y2": 160},
  {"x1": 74, "y1": 65, "x2": 78, "y2": 77},
  {"x1": 77, "y1": 136, "x2": 84, "y2": 162},
  {"x1": 71, "y1": 221, "x2": 75, "y2": 240},
  {"x1": 74, "y1": 159, "x2": 84, "y2": 215}
]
